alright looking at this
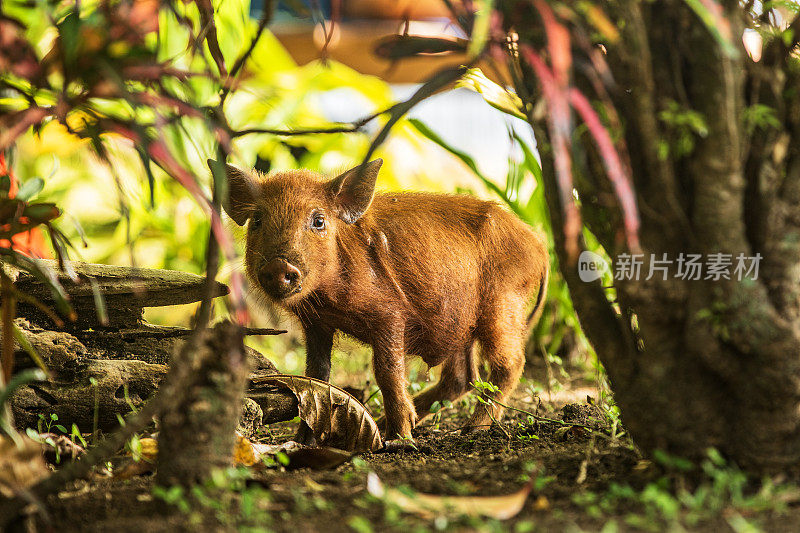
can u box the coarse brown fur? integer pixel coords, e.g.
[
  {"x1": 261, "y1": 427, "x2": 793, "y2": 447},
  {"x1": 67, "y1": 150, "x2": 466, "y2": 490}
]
[{"x1": 213, "y1": 159, "x2": 549, "y2": 441}]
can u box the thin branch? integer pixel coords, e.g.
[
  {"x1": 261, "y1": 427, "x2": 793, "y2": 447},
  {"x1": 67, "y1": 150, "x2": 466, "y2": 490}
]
[
  {"x1": 78, "y1": 326, "x2": 286, "y2": 340},
  {"x1": 230, "y1": 105, "x2": 397, "y2": 138},
  {"x1": 470, "y1": 389, "x2": 620, "y2": 443},
  {"x1": 219, "y1": 0, "x2": 275, "y2": 105}
]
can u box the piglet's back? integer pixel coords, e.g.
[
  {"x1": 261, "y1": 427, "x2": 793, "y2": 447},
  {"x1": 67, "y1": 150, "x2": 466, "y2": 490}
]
[{"x1": 362, "y1": 192, "x2": 545, "y2": 303}]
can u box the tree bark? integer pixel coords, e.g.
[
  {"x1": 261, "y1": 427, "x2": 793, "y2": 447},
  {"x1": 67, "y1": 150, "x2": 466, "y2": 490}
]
[
  {"x1": 502, "y1": 0, "x2": 800, "y2": 470},
  {"x1": 157, "y1": 321, "x2": 249, "y2": 487}
]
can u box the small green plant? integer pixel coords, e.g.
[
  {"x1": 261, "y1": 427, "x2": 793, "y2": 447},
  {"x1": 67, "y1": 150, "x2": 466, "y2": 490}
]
[
  {"x1": 573, "y1": 449, "x2": 798, "y2": 531},
  {"x1": 36, "y1": 412, "x2": 67, "y2": 435},
  {"x1": 428, "y1": 399, "x2": 453, "y2": 430},
  {"x1": 742, "y1": 104, "x2": 780, "y2": 134},
  {"x1": 25, "y1": 413, "x2": 83, "y2": 464},
  {"x1": 89, "y1": 376, "x2": 100, "y2": 444},
  {"x1": 514, "y1": 416, "x2": 541, "y2": 443},
  {"x1": 154, "y1": 467, "x2": 273, "y2": 531}
]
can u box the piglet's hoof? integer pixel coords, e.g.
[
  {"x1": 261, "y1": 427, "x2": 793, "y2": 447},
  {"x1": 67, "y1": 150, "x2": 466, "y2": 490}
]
[
  {"x1": 380, "y1": 438, "x2": 422, "y2": 454},
  {"x1": 460, "y1": 423, "x2": 493, "y2": 435}
]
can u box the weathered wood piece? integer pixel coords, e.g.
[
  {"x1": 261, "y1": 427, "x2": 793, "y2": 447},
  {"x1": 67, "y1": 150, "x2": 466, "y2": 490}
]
[
  {"x1": 10, "y1": 359, "x2": 298, "y2": 434},
  {"x1": 11, "y1": 358, "x2": 168, "y2": 432},
  {"x1": 248, "y1": 378, "x2": 301, "y2": 425},
  {"x1": 9, "y1": 318, "x2": 292, "y2": 432},
  {"x1": 10, "y1": 260, "x2": 229, "y2": 328}
]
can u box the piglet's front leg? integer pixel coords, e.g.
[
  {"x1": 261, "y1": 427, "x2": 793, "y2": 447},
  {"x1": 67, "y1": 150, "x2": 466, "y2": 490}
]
[{"x1": 372, "y1": 332, "x2": 416, "y2": 444}]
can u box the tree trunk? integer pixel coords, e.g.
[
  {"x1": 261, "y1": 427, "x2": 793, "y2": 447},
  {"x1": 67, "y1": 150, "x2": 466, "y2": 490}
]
[
  {"x1": 503, "y1": 0, "x2": 800, "y2": 470},
  {"x1": 157, "y1": 321, "x2": 249, "y2": 487}
]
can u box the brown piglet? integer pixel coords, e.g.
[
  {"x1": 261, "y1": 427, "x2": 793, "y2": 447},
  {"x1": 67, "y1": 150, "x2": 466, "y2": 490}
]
[{"x1": 213, "y1": 159, "x2": 549, "y2": 445}]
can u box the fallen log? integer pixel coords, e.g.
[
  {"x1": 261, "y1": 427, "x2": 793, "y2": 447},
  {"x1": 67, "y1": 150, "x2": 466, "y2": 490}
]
[
  {"x1": 10, "y1": 359, "x2": 299, "y2": 434},
  {"x1": 11, "y1": 358, "x2": 168, "y2": 432},
  {"x1": 7, "y1": 262, "x2": 298, "y2": 435},
  {"x1": 9, "y1": 260, "x2": 229, "y2": 328}
]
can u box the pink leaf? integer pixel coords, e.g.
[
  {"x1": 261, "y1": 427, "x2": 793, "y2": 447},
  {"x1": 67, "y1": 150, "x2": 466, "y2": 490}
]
[
  {"x1": 569, "y1": 89, "x2": 640, "y2": 252},
  {"x1": 533, "y1": 0, "x2": 572, "y2": 88},
  {"x1": 520, "y1": 45, "x2": 581, "y2": 261}
]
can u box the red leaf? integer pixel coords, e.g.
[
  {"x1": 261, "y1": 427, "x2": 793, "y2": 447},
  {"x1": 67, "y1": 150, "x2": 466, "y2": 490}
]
[
  {"x1": 0, "y1": 108, "x2": 50, "y2": 150},
  {"x1": 195, "y1": 0, "x2": 227, "y2": 76},
  {"x1": 533, "y1": 0, "x2": 572, "y2": 88},
  {"x1": 520, "y1": 45, "x2": 581, "y2": 261},
  {"x1": 569, "y1": 89, "x2": 640, "y2": 251}
]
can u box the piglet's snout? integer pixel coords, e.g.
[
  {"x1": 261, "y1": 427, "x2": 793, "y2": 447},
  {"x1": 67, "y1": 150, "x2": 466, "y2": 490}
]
[{"x1": 258, "y1": 258, "x2": 302, "y2": 298}]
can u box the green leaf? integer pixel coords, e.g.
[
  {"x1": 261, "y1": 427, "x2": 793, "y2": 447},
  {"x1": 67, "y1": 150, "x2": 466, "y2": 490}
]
[
  {"x1": 468, "y1": 0, "x2": 496, "y2": 58},
  {"x1": 22, "y1": 203, "x2": 60, "y2": 223},
  {"x1": 512, "y1": 131, "x2": 543, "y2": 183},
  {"x1": 16, "y1": 177, "x2": 44, "y2": 202},
  {"x1": 0, "y1": 175, "x2": 11, "y2": 197},
  {"x1": 57, "y1": 11, "x2": 82, "y2": 71},
  {"x1": 88, "y1": 276, "x2": 108, "y2": 326},
  {"x1": 458, "y1": 68, "x2": 526, "y2": 119}
]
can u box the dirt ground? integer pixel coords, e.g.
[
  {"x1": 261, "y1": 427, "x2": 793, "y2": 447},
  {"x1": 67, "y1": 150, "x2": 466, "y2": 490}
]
[{"x1": 14, "y1": 383, "x2": 800, "y2": 533}]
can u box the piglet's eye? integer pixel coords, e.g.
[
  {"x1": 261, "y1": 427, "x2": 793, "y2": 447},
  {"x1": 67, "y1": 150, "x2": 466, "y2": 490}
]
[{"x1": 311, "y1": 213, "x2": 325, "y2": 231}]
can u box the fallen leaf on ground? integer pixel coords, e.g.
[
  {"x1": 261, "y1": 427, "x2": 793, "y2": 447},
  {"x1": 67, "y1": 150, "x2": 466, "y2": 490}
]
[
  {"x1": 248, "y1": 436, "x2": 352, "y2": 470},
  {"x1": 251, "y1": 374, "x2": 382, "y2": 452},
  {"x1": 366, "y1": 472, "x2": 532, "y2": 520},
  {"x1": 114, "y1": 437, "x2": 159, "y2": 480},
  {"x1": 277, "y1": 446, "x2": 352, "y2": 470},
  {"x1": 234, "y1": 433, "x2": 257, "y2": 466},
  {"x1": 533, "y1": 494, "x2": 550, "y2": 511},
  {"x1": 0, "y1": 435, "x2": 49, "y2": 498}
]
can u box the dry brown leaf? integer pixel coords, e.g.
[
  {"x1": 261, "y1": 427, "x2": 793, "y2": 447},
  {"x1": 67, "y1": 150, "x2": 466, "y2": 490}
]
[
  {"x1": 114, "y1": 460, "x2": 154, "y2": 480},
  {"x1": 234, "y1": 433, "x2": 257, "y2": 466},
  {"x1": 243, "y1": 434, "x2": 352, "y2": 470},
  {"x1": 114, "y1": 437, "x2": 159, "y2": 480},
  {"x1": 138, "y1": 437, "x2": 158, "y2": 461},
  {"x1": 533, "y1": 494, "x2": 550, "y2": 511},
  {"x1": 278, "y1": 447, "x2": 352, "y2": 470},
  {"x1": 253, "y1": 374, "x2": 382, "y2": 453},
  {"x1": 0, "y1": 435, "x2": 49, "y2": 498},
  {"x1": 366, "y1": 472, "x2": 532, "y2": 520}
]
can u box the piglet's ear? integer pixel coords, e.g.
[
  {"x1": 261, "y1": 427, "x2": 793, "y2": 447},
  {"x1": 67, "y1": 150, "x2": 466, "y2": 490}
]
[
  {"x1": 208, "y1": 159, "x2": 257, "y2": 226},
  {"x1": 329, "y1": 159, "x2": 382, "y2": 224}
]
